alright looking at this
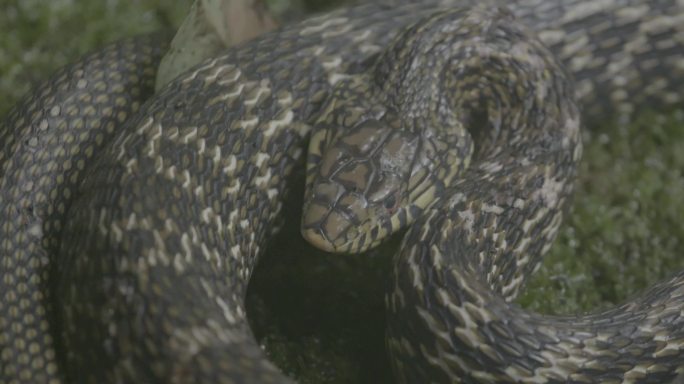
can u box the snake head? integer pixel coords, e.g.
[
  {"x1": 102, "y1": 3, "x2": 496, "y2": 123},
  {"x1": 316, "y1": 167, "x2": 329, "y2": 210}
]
[{"x1": 301, "y1": 117, "x2": 422, "y2": 253}]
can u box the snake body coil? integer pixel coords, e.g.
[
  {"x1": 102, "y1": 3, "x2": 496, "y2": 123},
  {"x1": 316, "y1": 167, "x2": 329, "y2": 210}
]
[{"x1": 1, "y1": 1, "x2": 683, "y2": 383}]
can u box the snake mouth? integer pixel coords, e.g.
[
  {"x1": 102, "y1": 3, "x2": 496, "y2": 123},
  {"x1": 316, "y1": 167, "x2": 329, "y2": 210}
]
[
  {"x1": 301, "y1": 174, "x2": 370, "y2": 253},
  {"x1": 301, "y1": 196, "x2": 361, "y2": 253},
  {"x1": 301, "y1": 227, "x2": 340, "y2": 253}
]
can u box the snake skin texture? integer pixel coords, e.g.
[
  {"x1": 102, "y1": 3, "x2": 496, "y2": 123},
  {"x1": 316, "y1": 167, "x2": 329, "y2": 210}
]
[
  {"x1": 0, "y1": 34, "x2": 170, "y2": 383},
  {"x1": 1, "y1": 0, "x2": 683, "y2": 383}
]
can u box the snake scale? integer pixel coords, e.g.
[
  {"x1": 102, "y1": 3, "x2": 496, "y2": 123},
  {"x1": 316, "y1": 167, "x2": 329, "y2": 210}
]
[{"x1": 1, "y1": 0, "x2": 683, "y2": 383}]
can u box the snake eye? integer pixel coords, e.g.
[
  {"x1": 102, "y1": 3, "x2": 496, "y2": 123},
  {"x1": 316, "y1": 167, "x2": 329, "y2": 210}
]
[{"x1": 384, "y1": 194, "x2": 397, "y2": 211}]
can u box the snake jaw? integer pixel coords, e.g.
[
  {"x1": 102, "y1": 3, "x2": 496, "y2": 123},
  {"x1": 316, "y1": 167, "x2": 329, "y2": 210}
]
[{"x1": 301, "y1": 179, "x2": 366, "y2": 253}]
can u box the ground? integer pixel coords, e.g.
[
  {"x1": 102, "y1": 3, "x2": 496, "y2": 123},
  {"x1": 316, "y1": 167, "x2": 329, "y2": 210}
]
[{"x1": 1, "y1": 1, "x2": 683, "y2": 383}]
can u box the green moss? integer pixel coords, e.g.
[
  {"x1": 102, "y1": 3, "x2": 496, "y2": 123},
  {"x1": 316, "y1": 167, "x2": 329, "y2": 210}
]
[
  {"x1": 0, "y1": 0, "x2": 190, "y2": 116},
  {"x1": 519, "y1": 111, "x2": 684, "y2": 314},
  {"x1": 1, "y1": 1, "x2": 683, "y2": 383}
]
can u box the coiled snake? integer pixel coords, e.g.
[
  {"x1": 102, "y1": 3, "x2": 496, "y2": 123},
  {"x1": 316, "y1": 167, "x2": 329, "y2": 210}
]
[{"x1": 1, "y1": 1, "x2": 683, "y2": 383}]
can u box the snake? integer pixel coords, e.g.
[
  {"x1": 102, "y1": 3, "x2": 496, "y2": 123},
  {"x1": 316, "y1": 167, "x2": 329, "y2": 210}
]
[{"x1": 1, "y1": 0, "x2": 683, "y2": 383}]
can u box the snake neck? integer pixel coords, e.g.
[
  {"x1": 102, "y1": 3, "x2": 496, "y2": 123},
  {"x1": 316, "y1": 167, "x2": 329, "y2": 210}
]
[
  {"x1": 385, "y1": 2, "x2": 684, "y2": 383},
  {"x1": 301, "y1": 7, "x2": 581, "y2": 254},
  {"x1": 380, "y1": 6, "x2": 590, "y2": 383}
]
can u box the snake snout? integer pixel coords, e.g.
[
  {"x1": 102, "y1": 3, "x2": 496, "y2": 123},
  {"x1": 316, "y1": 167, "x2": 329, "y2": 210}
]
[{"x1": 301, "y1": 180, "x2": 369, "y2": 253}]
